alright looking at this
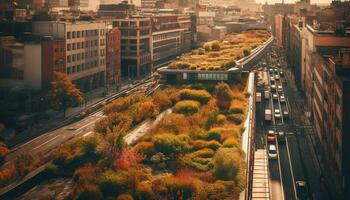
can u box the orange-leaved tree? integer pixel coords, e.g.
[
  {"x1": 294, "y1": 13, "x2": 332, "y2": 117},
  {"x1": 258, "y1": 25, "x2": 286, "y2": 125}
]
[{"x1": 47, "y1": 72, "x2": 84, "y2": 117}]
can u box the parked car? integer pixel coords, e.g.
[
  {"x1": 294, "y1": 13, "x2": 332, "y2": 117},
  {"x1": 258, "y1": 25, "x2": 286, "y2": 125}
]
[
  {"x1": 268, "y1": 144, "x2": 278, "y2": 160},
  {"x1": 267, "y1": 130, "x2": 276, "y2": 142},
  {"x1": 275, "y1": 75, "x2": 280, "y2": 80},
  {"x1": 296, "y1": 181, "x2": 310, "y2": 200}
]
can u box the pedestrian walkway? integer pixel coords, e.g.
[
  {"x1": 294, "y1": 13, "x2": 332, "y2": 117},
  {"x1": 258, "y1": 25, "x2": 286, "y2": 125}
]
[{"x1": 252, "y1": 149, "x2": 270, "y2": 200}]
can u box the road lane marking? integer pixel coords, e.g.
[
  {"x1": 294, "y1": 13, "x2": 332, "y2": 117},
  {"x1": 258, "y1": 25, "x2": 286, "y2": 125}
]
[
  {"x1": 76, "y1": 121, "x2": 96, "y2": 131},
  {"x1": 286, "y1": 137, "x2": 298, "y2": 200},
  {"x1": 276, "y1": 140, "x2": 285, "y2": 200},
  {"x1": 33, "y1": 134, "x2": 61, "y2": 150},
  {"x1": 83, "y1": 131, "x2": 93, "y2": 137}
]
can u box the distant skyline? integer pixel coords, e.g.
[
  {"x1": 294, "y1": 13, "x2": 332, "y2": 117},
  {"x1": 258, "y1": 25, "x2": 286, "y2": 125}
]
[{"x1": 254, "y1": 0, "x2": 332, "y2": 4}]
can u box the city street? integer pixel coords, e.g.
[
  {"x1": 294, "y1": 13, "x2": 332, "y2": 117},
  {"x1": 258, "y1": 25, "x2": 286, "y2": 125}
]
[{"x1": 254, "y1": 46, "x2": 331, "y2": 200}]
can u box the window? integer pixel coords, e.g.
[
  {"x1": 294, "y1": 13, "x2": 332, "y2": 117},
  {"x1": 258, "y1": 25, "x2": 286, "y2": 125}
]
[
  {"x1": 77, "y1": 65, "x2": 81, "y2": 72},
  {"x1": 67, "y1": 67, "x2": 72, "y2": 74},
  {"x1": 81, "y1": 52, "x2": 84, "y2": 59},
  {"x1": 129, "y1": 30, "x2": 137, "y2": 36},
  {"x1": 130, "y1": 39, "x2": 137, "y2": 44},
  {"x1": 77, "y1": 31, "x2": 80, "y2": 38},
  {"x1": 77, "y1": 42, "x2": 81, "y2": 49},
  {"x1": 82, "y1": 31, "x2": 85, "y2": 37},
  {"x1": 130, "y1": 21, "x2": 136, "y2": 27},
  {"x1": 72, "y1": 66, "x2": 76, "y2": 73},
  {"x1": 77, "y1": 54, "x2": 80, "y2": 60},
  {"x1": 72, "y1": 54, "x2": 76, "y2": 61},
  {"x1": 121, "y1": 22, "x2": 128, "y2": 27},
  {"x1": 72, "y1": 43, "x2": 76, "y2": 50},
  {"x1": 67, "y1": 32, "x2": 71, "y2": 39},
  {"x1": 54, "y1": 48, "x2": 58, "y2": 52},
  {"x1": 67, "y1": 55, "x2": 71, "y2": 62},
  {"x1": 67, "y1": 44, "x2": 71, "y2": 51},
  {"x1": 72, "y1": 31, "x2": 76, "y2": 38},
  {"x1": 121, "y1": 30, "x2": 128, "y2": 36},
  {"x1": 140, "y1": 30, "x2": 149, "y2": 36}
]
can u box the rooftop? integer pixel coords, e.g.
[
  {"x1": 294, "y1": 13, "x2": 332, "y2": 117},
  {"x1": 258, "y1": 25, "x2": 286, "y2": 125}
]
[{"x1": 168, "y1": 29, "x2": 270, "y2": 71}]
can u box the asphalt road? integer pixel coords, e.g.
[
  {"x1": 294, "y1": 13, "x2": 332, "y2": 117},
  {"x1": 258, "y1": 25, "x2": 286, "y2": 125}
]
[
  {"x1": 4, "y1": 80, "x2": 158, "y2": 166},
  {"x1": 254, "y1": 45, "x2": 331, "y2": 200}
]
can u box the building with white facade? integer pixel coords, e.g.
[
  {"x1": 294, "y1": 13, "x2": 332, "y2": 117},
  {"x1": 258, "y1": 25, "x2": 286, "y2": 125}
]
[{"x1": 32, "y1": 20, "x2": 107, "y2": 91}]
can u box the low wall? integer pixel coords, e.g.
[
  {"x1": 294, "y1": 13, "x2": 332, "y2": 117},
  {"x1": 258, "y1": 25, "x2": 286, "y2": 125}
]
[{"x1": 240, "y1": 72, "x2": 256, "y2": 200}]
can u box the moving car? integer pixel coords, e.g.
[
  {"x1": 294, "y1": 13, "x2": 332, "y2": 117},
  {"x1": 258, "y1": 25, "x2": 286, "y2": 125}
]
[
  {"x1": 274, "y1": 109, "x2": 281, "y2": 118},
  {"x1": 277, "y1": 85, "x2": 283, "y2": 93},
  {"x1": 272, "y1": 93, "x2": 278, "y2": 100},
  {"x1": 267, "y1": 130, "x2": 276, "y2": 142},
  {"x1": 268, "y1": 144, "x2": 278, "y2": 160},
  {"x1": 296, "y1": 181, "x2": 310, "y2": 200},
  {"x1": 280, "y1": 94, "x2": 286, "y2": 102},
  {"x1": 275, "y1": 74, "x2": 280, "y2": 80},
  {"x1": 271, "y1": 84, "x2": 276, "y2": 91},
  {"x1": 265, "y1": 109, "x2": 272, "y2": 121},
  {"x1": 278, "y1": 131, "x2": 285, "y2": 143}
]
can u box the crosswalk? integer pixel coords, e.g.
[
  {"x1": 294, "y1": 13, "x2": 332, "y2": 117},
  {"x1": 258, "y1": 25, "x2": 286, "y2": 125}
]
[{"x1": 260, "y1": 124, "x2": 314, "y2": 135}]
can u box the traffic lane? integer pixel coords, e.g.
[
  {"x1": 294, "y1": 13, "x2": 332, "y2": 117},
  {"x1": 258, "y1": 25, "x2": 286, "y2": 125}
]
[
  {"x1": 269, "y1": 159, "x2": 284, "y2": 200},
  {"x1": 6, "y1": 115, "x2": 103, "y2": 162},
  {"x1": 298, "y1": 134, "x2": 330, "y2": 200},
  {"x1": 278, "y1": 140, "x2": 296, "y2": 200}
]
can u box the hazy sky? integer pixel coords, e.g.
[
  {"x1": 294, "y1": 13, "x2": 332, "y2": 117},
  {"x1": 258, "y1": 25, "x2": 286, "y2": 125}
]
[{"x1": 254, "y1": 0, "x2": 332, "y2": 4}]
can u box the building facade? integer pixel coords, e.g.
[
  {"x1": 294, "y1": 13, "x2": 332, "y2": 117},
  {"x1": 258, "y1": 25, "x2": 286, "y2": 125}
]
[
  {"x1": 112, "y1": 17, "x2": 152, "y2": 79},
  {"x1": 312, "y1": 49, "x2": 350, "y2": 200},
  {"x1": 32, "y1": 20, "x2": 107, "y2": 92},
  {"x1": 106, "y1": 27, "x2": 121, "y2": 85},
  {"x1": 274, "y1": 14, "x2": 284, "y2": 47}
]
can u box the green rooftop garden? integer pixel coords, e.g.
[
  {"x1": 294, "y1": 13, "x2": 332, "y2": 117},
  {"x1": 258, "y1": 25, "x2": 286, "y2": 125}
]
[{"x1": 168, "y1": 29, "x2": 271, "y2": 71}]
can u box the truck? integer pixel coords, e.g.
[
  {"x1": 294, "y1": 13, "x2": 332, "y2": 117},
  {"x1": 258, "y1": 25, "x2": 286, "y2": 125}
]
[
  {"x1": 256, "y1": 92, "x2": 262, "y2": 103},
  {"x1": 264, "y1": 90, "x2": 270, "y2": 99},
  {"x1": 265, "y1": 109, "x2": 272, "y2": 121}
]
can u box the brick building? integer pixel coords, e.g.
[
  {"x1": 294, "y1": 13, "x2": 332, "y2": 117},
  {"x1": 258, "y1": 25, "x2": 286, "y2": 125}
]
[{"x1": 106, "y1": 27, "x2": 121, "y2": 85}]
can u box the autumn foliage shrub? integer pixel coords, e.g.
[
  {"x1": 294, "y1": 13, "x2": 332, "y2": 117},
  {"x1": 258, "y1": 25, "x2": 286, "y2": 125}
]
[
  {"x1": 214, "y1": 82, "x2": 233, "y2": 110},
  {"x1": 99, "y1": 170, "x2": 132, "y2": 197},
  {"x1": 94, "y1": 113, "x2": 132, "y2": 135},
  {"x1": 153, "y1": 134, "x2": 189, "y2": 156},
  {"x1": 227, "y1": 114, "x2": 245, "y2": 125},
  {"x1": 192, "y1": 140, "x2": 222, "y2": 151},
  {"x1": 0, "y1": 142, "x2": 9, "y2": 164},
  {"x1": 0, "y1": 164, "x2": 16, "y2": 187},
  {"x1": 136, "y1": 182, "x2": 154, "y2": 199},
  {"x1": 134, "y1": 141, "x2": 156, "y2": 160},
  {"x1": 213, "y1": 148, "x2": 245, "y2": 185},
  {"x1": 76, "y1": 183, "x2": 103, "y2": 200},
  {"x1": 113, "y1": 149, "x2": 145, "y2": 170},
  {"x1": 163, "y1": 175, "x2": 198, "y2": 199},
  {"x1": 179, "y1": 89, "x2": 211, "y2": 104},
  {"x1": 174, "y1": 100, "x2": 200, "y2": 115},
  {"x1": 117, "y1": 194, "x2": 134, "y2": 200}
]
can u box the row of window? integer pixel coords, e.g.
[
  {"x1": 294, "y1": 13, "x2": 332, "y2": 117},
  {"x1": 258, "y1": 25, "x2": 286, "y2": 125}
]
[
  {"x1": 67, "y1": 29, "x2": 105, "y2": 39},
  {"x1": 153, "y1": 32, "x2": 180, "y2": 41},
  {"x1": 67, "y1": 40, "x2": 100, "y2": 51},
  {"x1": 67, "y1": 49, "x2": 105, "y2": 62},
  {"x1": 183, "y1": 73, "x2": 228, "y2": 81},
  {"x1": 67, "y1": 59, "x2": 103, "y2": 74},
  {"x1": 114, "y1": 21, "x2": 150, "y2": 28}
]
